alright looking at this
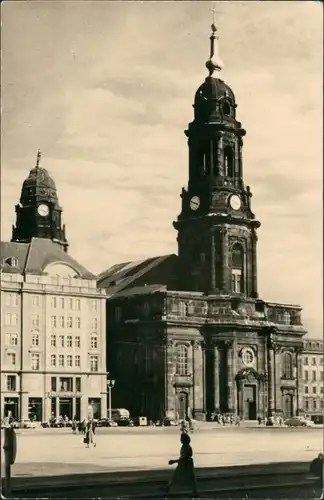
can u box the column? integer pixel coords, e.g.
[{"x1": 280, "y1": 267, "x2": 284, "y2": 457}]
[
  {"x1": 267, "y1": 344, "x2": 275, "y2": 417},
  {"x1": 238, "y1": 137, "x2": 243, "y2": 181},
  {"x1": 192, "y1": 341, "x2": 203, "y2": 419},
  {"x1": 166, "y1": 339, "x2": 176, "y2": 419},
  {"x1": 210, "y1": 231, "x2": 216, "y2": 292},
  {"x1": 226, "y1": 341, "x2": 234, "y2": 412},
  {"x1": 72, "y1": 397, "x2": 76, "y2": 419},
  {"x1": 202, "y1": 342, "x2": 206, "y2": 415},
  {"x1": 56, "y1": 397, "x2": 60, "y2": 418},
  {"x1": 220, "y1": 228, "x2": 229, "y2": 294},
  {"x1": 213, "y1": 343, "x2": 220, "y2": 412},
  {"x1": 101, "y1": 392, "x2": 107, "y2": 419},
  {"x1": 295, "y1": 347, "x2": 301, "y2": 416},
  {"x1": 232, "y1": 341, "x2": 238, "y2": 414},
  {"x1": 210, "y1": 139, "x2": 214, "y2": 177},
  {"x1": 251, "y1": 229, "x2": 258, "y2": 298}
]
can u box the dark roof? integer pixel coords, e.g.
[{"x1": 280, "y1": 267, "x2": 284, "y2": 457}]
[
  {"x1": 1, "y1": 238, "x2": 95, "y2": 279},
  {"x1": 97, "y1": 254, "x2": 176, "y2": 295},
  {"x1": 112, "y1": 284, "x2": 167, "y2": 299}
]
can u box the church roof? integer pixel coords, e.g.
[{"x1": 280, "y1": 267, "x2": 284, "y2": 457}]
[
  {"x1": 113, "y1": 284, "x2": 167, "y2": 299},
  {"x1": 97, "y1": 254, "x2": 177, "y2": 296},
  {"x1": 1, "y1": 238, "x2": 95, "y2": 279}
]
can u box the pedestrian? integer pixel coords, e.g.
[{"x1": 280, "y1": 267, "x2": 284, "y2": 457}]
[
  {"x1": 164, "y1": 432, "x2": 199, "y2": 497},
  {"x1": 84, "y1": 420, "x2": 96, "y2": 448},
  {"x1": 310, "y1": 453, "x2": 323, "y2": 488}
]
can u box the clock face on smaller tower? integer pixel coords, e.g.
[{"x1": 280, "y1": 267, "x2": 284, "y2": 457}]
[
  {"x1": 37, "y1": 204, "x2": 49, "y2": 217},
  {"x1": 229, "y1": 194, "x2": 242, "y2": 211},
  {"x1": 189, "y1": 196, "x2": 200, "y2": 211}
]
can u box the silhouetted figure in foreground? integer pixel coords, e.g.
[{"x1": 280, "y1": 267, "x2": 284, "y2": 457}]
[
  {"x1": 164, "y1": 432, "x2": 199, "y2": 497},
  {"x1": 310, "y1": 453, "x2": 323, "y2": 488}
]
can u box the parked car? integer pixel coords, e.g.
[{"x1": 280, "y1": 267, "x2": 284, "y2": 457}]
[
  {"x1": 117, "y1": 417, "x2": 134, "y2": 427},
  {"x1": 13, "y1": 419, "x2": 37, "y2": 429},
  {"x1": 97, "y1": 418, "x2": 118, "y2": 427},
  {"x1": 285, "y1": 416, "x2": 314, "y2": 427}
]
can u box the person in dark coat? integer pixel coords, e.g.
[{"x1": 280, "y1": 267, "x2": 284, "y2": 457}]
[
  {"x1": 164, "y1": 432, "x2": 199, "y2": 497},
  {"x1": 310, "y1": 453, "x2": 323, "y2": 487}
]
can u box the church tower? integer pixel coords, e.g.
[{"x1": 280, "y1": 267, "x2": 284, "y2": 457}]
[
  {"x1": 11, "y1": 150, "x2": 68, "y2": 252},
  {"x1": 173, "y1": 22, "x2": 260, "y2": 297}
]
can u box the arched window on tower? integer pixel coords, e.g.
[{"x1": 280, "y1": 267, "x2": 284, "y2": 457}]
[
  {"x1": 224, "y1": 146, "x2": 234, "y2": 177},
  {"x1": 231, "y1": 243, "x2": 244, "y2": 294},
  {"x1": 282, "y1": 352, "x2": 293, "y2": 379}
]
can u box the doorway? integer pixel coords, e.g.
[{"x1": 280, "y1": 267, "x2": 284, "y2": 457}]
[
  {"x1": 4, "y1": 398, "x2": 19, "y2": 421},
  {"x1": 283, "y1": 393, "x2": 293, "y2": 419},
  {"x1": 176, "y1": 392, "x2": 188, "y2": 420},
  {"x1": 28, "y1": 398, "x2": 43, "y2": 421},
  {"x1": 59, "y1": 398, "x2": 73, "y2": 420},
  {"x1": 243, "y1": 385, "x2": 257, "y2": 420}
]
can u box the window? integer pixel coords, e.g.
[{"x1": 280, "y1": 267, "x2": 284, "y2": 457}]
[
  {"x1": 75, "y1": 377, "x2": 81, "y2": 391},
  {"x1": 242, "y1": 349, "x2": 254, "y2": 366},
  {"x1": 66, "y1": 335, "x2": 72, "y2": 348},
  {"x1": 7, "y1": 353, "x2": 16, "y2": 365},
  {"x1": 5, "y1": 293, "x2": 18, "y2": 307},
  {"x1": 313, "y1": 400, "x2": 317, "y2": 411},
  {"x1": 304, "y1": 357, "x2": 308, "y2": 365},
  {"x1": 90, "y1": 335, "x2": 98, "y2": 349},
  {"x1": 51, "y1": 334, "x2": 56, "y2": 347},
  {"x1": 282, "y1": 352, "x2": 293, "y2": 379},
  {"x1": 59, "y1": 377, "x2": 73, "y2": 392},
  {"x1": 67, "y1": 355, "x2": 73, "y2": 367},
  {"x1": 10, "y1": 334, "x2": 18, "y2": 346},
  {"x1": 51, "y1": 377, "x2": 57, "y2": 391},
  {"x1": 312, "y1": 386, "x2": 317, "y2": 394},
  {"x1": 31, "y1": 314, "x2": 39, "y2": 328},
  {"x1": 75, "y1": 299, "x2": 80, "y2": 311},
  {"x1": 231, "y1": 244, "x2": 244, "y2": 294},
  {"x1": 5, "y1": 313, "x2": 18, "y2": 326},
  {"x1": 75, "y1": 317, "x2": 81, "y2": 328},
  {"x1": 179, "y1": 302, "x2": 186, "y2": 317},
  {"x1": 321, "y1": 358, "x2": 323, "y2": 365},
  {"x1": 58, "y1": 355, "x2": 64, "y2": 367},
  {"x1": 59, "y1": 316, "x2": 64, "y2": 328},
  {"x1": 59, "y1": 335, "x2": 64, "y2": 348},
  {"x1": 75, "y1": 355, "x2": 81, "y2": 367},
  {"x1": 321, "y1": 371, "x2": 324, "y2": 381},
  {"x1": 68, "y1": 298, "x2": 73, "y2": 309},
  {"x1": 176, "y1": 345, "x2": 188, "y2": 375},
  {"x1": 92, "y1": 299, "x2": 98, "y2": 312},
  {"x1": 312, "y1": 371, "x2": 316, "y2": 382},
  {"x1": 304, "y1": 386, "x2": 309, "y2": 394},
  {"x1": 60, "y1": 297, "x2": 65, "y2": 309},
  {"x1": 32, "y1": 295, "x2": 40, "y2": 307},
  {"x1": 51, "y1": 315, "x2": 57, "y2": 328},
  {"x1": 51, "y1": 296, "x2": 57, "y2": 308},
  {"x1": 51, "y1": 354, "x2": 56, "y2": 366},
  {"x1": 305, "y1": 370, "x2": 309, "y2": 381},
  {"x1": 305, "y1": 400, "x2": 309, "y2": 410},
  {"x1": 321, "y1": 401, "x2": 324, "y2": 410},
  {"x1": 223, "y1": 145, "x2": 234, "y2": 177},
  {"x1": 89, "y1": 355, "x2": 99, "y2": 372},
  {"x1": 67, "y1": 316, "x2": 73, "y2": 328},
  {"x1": 321, "y1": 386, "x2": 324, "y2": 394},
  {"x1": 31, "y1": 353, "x2": 40, "y2": 370},
  {"x1": 7, "y1": 375, "x2": 16, "y2": 391},
  {"x1": 75, "y1": 336, "x2": 81, "y2": 348},
  {"x1": 91, "y1": 318, "x2": 98, "y2": 330},
  {"x1": 312, "y1": 357, "x2": 317, "y2": 365},
  {"x1": 32, "y1": 333, "x2": 40, "y2": 347}
]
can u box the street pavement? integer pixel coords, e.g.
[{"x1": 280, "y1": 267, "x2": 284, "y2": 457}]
[{"x1": 3, "y1": 425, "x2": 321, "y2": 478}]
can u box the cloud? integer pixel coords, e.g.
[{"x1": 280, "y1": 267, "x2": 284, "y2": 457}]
[{"x1": 1, "y1": 1, "x2": 322, "y2": 337}]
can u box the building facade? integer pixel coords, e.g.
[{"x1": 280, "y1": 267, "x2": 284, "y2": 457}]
[
  {"x1": 1, "y1": 154, "x2": 107, "y2": 422},
  {"x1": 98, "y1": 25, "x2": 307, "y2": 421},
  {"x1": 300, "y1": 338, "x2": 323, "y2": 422}
]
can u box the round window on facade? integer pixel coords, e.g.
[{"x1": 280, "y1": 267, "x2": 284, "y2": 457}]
[{"x1": 242, "y1": 348, "x2": 255, "y2": 367}]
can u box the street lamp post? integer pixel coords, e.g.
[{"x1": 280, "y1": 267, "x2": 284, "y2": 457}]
[{"x1": 107, "y1": 379, "x2": 115, "y2": 421}]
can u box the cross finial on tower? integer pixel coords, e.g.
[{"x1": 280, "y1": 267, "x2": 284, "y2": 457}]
[
  {"x1": 205, "y1": 4, "x2": 223, "y2": 76},
  {"x1": 36, "y1": 149, "x2": 42, "y2": 169}
]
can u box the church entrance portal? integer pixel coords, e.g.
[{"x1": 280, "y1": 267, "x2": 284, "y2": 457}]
[
  {"x1": 282, "y1": 393, "x2": 293, "y2": 419},
  {"x1": 176, "y1": 392, "x2": 188, "y2": 420},
  {"x1": 243, "y1": 384, "x2": 257, "y2": 420}
]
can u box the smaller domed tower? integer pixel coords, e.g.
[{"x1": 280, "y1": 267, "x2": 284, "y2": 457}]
[
  {"x1": 11, "y1": 150, "x2": 68, "y2": 252},
  {"x1": 174, "y1": 22, "x2": 260, "y2": 297}
]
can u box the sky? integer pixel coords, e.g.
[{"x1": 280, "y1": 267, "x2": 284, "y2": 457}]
[{"x1": 1, "y1": 1, "x2": 323, "y2": 337}]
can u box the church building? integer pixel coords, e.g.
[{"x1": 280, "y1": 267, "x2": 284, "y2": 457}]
[
  {"x1": 98, "y1": 23, "x2": 306, "y2": 421},
  {"x1": 1, "y1": 153, "x2": 107, "y2": 423}
]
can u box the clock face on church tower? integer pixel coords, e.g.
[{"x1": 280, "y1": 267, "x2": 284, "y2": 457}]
[
  {"x1": 229, "y1": 195, "x2": 242, "y2": 211},
  {"x1": 37, "y1": 204, "x2": 49, "y2": 217},
  {"x1": 190, "y1": 196, "x2": 200, "y2": 211}
]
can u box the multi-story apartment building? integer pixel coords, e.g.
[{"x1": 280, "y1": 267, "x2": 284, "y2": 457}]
[
  {"x1": 1, "y1": 153, "x2": 107, "y2": 422},
  {"x1": 299, "y1": 338, "x2": 323, "y2": 421}
]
